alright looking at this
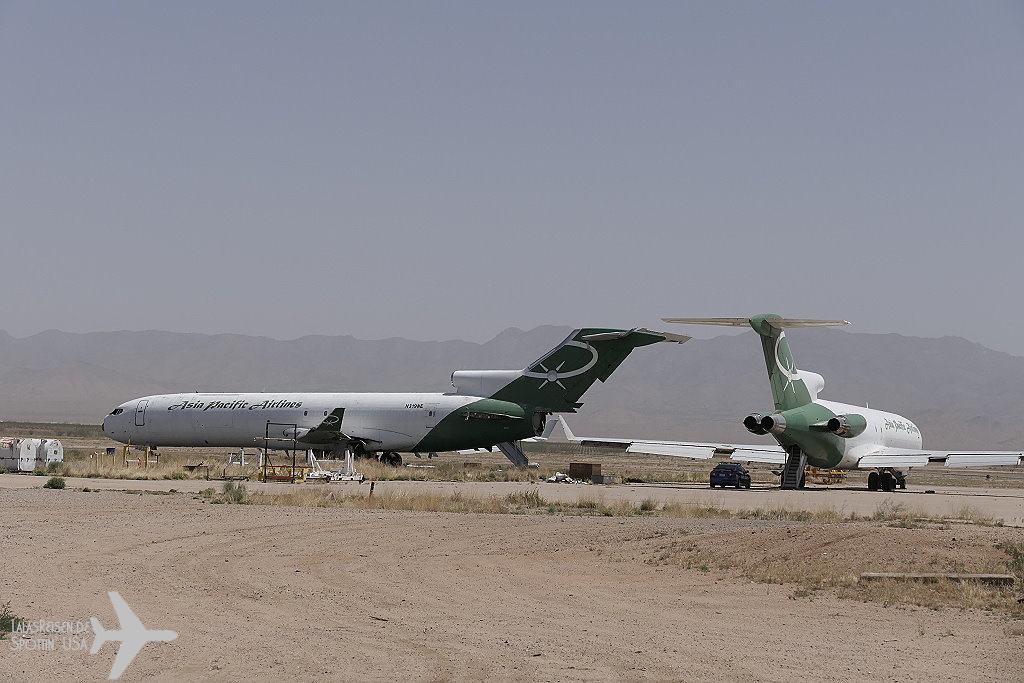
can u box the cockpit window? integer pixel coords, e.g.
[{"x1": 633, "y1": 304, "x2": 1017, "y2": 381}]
[{"x1": 109, "y1": 408, "x2": 124, "y2": 415}]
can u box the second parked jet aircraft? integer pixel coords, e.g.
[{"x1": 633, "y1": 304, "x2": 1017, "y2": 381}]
[{"x1": 561, "y1": 315, "x2": 1023, "y2": 490}]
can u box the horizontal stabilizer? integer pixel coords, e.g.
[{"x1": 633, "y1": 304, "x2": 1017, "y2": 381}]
[
  {"x1": 662, "y1": 317, "x2": 850, "y2": 329},
  {"x1": 580, "y1": 328, "x2": 689, "y2": 343},
  {"x1": 661, "y1": 317, "x2": 751, "y2": 327}
]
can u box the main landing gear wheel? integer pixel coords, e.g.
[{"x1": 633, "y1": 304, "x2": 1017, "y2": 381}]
[
  {"x1": 378, "y1": 451, "x2": 403, "y2": 467},
  {"x1": 867, "y1": 471, "x2": 880, "y2": 491},
  {"x1": 879, "y1": 471, "x2": 896, "y2": 492}
]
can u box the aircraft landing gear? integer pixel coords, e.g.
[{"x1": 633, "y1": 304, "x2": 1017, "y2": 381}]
[
  {"x1": 868, "y1": 469, "x2": 906, "y2": 492},
  {"x1": 377, "y1": 451, "x2": 403, "y2": 467}
]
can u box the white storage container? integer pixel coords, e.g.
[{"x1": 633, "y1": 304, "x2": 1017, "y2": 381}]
[
  {"x1": 38, "y1": 439, "x2": 63, "y2": 467},
  {"x1": 0, "y1": 438, "x2": 19, "y2": 471},
  {"x1": 17, "y1": 438, "x2": 42, "y2": 472}
]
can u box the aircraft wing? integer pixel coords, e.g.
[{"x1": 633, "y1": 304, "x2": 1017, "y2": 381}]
[
  {"x1": 555, "y1": 416, "x2": 787, "y2": 464},
  {"x1": 937, "y1": 452, "x2": 1023, "y2": 467},
  {"x1": 855, "y1": 448, "x2": 1023, "y2": 469}
]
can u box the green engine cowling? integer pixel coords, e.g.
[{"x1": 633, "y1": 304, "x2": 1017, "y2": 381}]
[{"x1": 825, "y1": 413, "x2": 867, "y2": 438}]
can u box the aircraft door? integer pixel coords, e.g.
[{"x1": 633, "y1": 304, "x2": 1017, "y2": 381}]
[
  {"x1": 425, "y1": 403, "x2": 440, "y2": 429},
  {"x1": 135, "y1": 399, "x2": 149, "y2": 427}
]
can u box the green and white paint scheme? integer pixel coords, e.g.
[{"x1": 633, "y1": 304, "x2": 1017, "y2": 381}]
[
  {"x1": 103, "y1": 327, "x2": 687, "y2": 466},
  {"x1": 561, "y1": 315, "x2": 1023, "y2": 491}
]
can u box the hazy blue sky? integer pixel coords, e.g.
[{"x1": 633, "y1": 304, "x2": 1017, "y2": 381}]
[{"x1": 2, "y1": 2, "x2": 1023, "y2": 352}]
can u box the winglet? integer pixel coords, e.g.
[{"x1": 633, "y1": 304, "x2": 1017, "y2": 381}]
[
  {"x1": 557, "y1": 415, "x2": 577, "y2": 441},
  {"x1": 538, "y1": 417, "x2": 559, "y2": 440}
]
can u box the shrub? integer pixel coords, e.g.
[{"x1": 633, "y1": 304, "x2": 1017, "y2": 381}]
[
  {"x1": 43, "y1": 476, "x2": 65, "y2": 489},
  {"x1": 1, "y1": 601, "x2": 25, "y2": 640},
  {"x1": 46, "y1": 461, "x2": 60, "y2": 473},
  {"x1": 221, "y1": 481, "x2": 248, "y2": 504}
]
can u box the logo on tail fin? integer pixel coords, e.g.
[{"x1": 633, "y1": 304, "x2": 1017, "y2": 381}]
[
  {"x1": 774, "y1": 333, "x2": 801, "y2": 397},
  {"x1": 522, "y1": 339, "x2": 599, "y2": 389}
]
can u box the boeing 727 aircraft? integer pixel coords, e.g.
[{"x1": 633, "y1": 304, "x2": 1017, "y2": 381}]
[
  {"x1": 103, "y1": 327, "x2": 687, "y2": 466},
  {"x1": 561, "y1": 315, "x2": 1023, "y2": 490}
]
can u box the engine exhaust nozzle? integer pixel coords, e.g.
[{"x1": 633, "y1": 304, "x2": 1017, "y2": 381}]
[
  {"x1": 743, "y1": 413, "x2": 768, "y2": 435},
  {"x1": 760, "y1": 413, "x2": 787, "y2": 436}
]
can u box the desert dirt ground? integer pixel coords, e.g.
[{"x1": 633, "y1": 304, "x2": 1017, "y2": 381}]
[{"x1": 2, "y1": 479, "x2": 1023, "y2": 682}]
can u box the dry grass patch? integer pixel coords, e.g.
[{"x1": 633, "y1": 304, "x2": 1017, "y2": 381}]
[
  {"x1": 56, "y1": 451, "x2": 259, "y2": 481},
  {"x1": 251, "y1": 487, "x2": 550, "y2": 514},
  {"x1": 250, "y1": 487, "x2": 666, "y2": 517},
  {"x1": 243, "y1": 488, "x2": 1008, "y2": 528},
  {"x1": 352, "y1": 460, "x2": 557, "y2": 482},
  {"x1": 648, "y1": 525, "x2": 1024, "y2": 614}
]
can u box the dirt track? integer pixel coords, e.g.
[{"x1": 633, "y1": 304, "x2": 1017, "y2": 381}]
[
  {"x1": 4, "y1": 473, "x2": 1024, "y2": 524},
  {"x1": 2, "y1": 485, "x2": 1022, "y2": 682}
]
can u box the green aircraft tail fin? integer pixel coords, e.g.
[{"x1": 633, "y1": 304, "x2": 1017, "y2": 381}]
[
  {"x1": 662, "y1": 314, "x2": 849, "y2": 412},
  {"x1": 749, "y1": 315, "x2": 815, "y2": 411},
  {"x1": 453, "y1": 328, "x2": 688, "y2": 412}
]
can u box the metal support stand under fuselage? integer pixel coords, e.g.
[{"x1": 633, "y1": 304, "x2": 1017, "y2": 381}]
[
  {"x1": 781, "y1": 446, "x2": 807, "y2": 490},
  {"x1": 306, "y1": 445, "x2": 364, "y2": 482},
  {"x1": 496, "y1": 441, "x2": 530, "y2": 468},
  {"x1": 338, "y1": 445, "x2": 360, "y2": 480}
]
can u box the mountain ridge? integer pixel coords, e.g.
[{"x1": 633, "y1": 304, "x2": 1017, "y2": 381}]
[{"x1": 1, "y1": 326, "x2": 1023, "y2": 450}]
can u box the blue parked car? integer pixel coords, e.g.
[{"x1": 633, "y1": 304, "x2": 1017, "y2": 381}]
[{"x1": 710, "y1": 462, "x2": 751, "y2": 488}]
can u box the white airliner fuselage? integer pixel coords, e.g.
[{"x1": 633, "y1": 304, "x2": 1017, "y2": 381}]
[
  {"x1": 103, "y1": 392, "x2": 491, "y2": 451},
  {"x1": 802, "y1": 399, "x2": 923, "y2": 469}
]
